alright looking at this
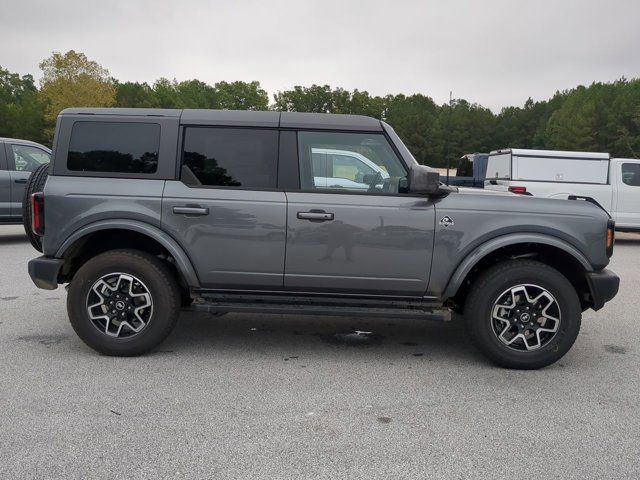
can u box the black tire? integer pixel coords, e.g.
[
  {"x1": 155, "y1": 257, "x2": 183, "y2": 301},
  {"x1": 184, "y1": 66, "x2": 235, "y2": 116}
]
[
  {"x1": 464, "y1": 259, "x2": 581, "y2": 369},
  {"x1": 67, "y1": 249, "x2": 181, "y2": 356},
  {"x1": 22, "y1": 163, "x2": 50, "y2": 252}
]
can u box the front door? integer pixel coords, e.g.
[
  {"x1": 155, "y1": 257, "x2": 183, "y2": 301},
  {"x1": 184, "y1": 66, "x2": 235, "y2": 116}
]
[
  {"x1": 0, "y1": 143, "x2": 10, "y2": 219},
  {"x1": 615, "y1": 161, "x2": 640, "y2": 229},
  {"x1": 161, "y1": 127, "x2": 286, "y2": 290},
  {"x1": 284, "y1": 131, "x2": 435, "y2": 296},
  {"x1": 6, "y1": 143, "x2": 51, "y2": 217}
]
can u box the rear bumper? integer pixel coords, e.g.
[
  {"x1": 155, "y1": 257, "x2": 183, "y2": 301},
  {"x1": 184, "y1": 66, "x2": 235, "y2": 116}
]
[
  {"x1": 28, "y1": 256, "x2": 64, "y2": 290},
  {"x1": 586, "y1": 269, "x2": 620, "y2": 311}
]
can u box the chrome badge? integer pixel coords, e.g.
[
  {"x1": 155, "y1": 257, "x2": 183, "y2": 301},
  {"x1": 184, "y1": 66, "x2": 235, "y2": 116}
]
[{"x1": 439, "y1": 215, "x2": 454, "y2": 227}]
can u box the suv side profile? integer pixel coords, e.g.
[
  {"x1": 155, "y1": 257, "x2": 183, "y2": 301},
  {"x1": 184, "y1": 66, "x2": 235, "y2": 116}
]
[
  {"x1": 0, "y1": 137, "x2": 51, "y2": 224},
  {"x1": 26, "y1": 108, "x2": 619, "y2": 369}
]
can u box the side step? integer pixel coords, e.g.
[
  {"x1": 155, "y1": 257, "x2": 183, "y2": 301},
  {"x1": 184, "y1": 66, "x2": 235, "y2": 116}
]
[{"x1": 188, "y1": 292, "x2": 451, "y2": 321}]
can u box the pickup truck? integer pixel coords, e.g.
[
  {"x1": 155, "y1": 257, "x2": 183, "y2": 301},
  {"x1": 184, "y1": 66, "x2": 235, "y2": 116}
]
[
  {"x1": 485, "y1": 148, "x2": 640, "y2": 231},
  {"x1": 25, "y1": 108, "x2": 619, "y2": 369}
]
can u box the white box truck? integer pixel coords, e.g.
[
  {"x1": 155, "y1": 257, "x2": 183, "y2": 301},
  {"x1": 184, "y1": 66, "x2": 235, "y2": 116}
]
[{"x1": 484, "y1": 148, "x2": 640, "y2": 231}]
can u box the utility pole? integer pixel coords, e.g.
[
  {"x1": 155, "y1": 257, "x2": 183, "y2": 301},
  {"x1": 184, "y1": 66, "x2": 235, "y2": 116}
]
[{"x1": 445, "y1": 91, "x2": 452, "y2": 185}]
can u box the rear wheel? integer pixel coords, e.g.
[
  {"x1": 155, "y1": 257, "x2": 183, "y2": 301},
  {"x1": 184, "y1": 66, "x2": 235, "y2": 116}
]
[
  {"x1": 67, "y1": 249, "x2": 181, "y2": 356},
  {"x1": 464, "y1": 259, "x2": 581, "y2": 369},
  {"x1": 22, "y1": 163, "x2": 49, "y2": 252}
]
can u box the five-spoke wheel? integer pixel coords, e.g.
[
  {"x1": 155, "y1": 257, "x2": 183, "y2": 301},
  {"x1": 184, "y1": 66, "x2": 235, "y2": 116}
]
[
  {"x1": 87, "y1": 273, "x2": 153, "y2": 338},
  {"x1": 67, "y1": 249, "x2": 180, "y2": 356},
  {"x1": 491, "y1": 284, "x2": 561, "y2": 351},
  {"x1": 465, "y1": 259, "x2": 581, "y2": 369}
]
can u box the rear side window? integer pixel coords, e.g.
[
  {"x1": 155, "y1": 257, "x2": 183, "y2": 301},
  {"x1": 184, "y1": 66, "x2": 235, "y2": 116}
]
[
  {"x1": 67, "y1": 122, "x2": 160, "y2": 174},
  {"x1": 622, "y1": 163, "x2": 640, "y2": 186},
  {"x1": 11, "y1": 145, "x2": 50, "y2": 172},
  {"x1": 181, "y1": 127, "x2": 278, "y2": 189}
]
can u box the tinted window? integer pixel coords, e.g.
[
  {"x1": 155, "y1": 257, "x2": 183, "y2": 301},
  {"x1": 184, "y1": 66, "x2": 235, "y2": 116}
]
[
  {"x1": 182, "y1": 127, "x2": 278, "y2": 188},
  {"x1": 68, "y1": 122, "x2": 160, "y2": 174},
  {"x1": 298, "y1": 132, "x2": 407, "y2": 194},
  {"x1": 11, "y1": 145, "x2": 50, "y2": 172},
  {"x1": 622, "y1": 163, "x2": 640, "y2": 187}
]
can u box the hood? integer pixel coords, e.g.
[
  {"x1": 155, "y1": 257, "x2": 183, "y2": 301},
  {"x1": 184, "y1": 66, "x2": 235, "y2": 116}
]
[{"x1": 456, "y1": 187, "x2": 514, "y2": 196}]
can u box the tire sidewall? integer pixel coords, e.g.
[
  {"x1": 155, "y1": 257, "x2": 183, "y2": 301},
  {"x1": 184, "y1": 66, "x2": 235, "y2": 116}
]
[
  {"x1": 467, "y1": 263, "x2": 581, "y2": 369},
  {"x1": 67, "y1": 251, "x2": 179, "y2": 356}
]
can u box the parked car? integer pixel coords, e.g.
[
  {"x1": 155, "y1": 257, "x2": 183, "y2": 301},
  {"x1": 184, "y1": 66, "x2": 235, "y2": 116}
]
[
  {"x1": 484, "y1": 148, "x2": 640, "y2": 231},
  {"x1": 0, "y1": 138, "x2": 51, "y2": 224},
  {"x1": 26, "y1": 108, "x2": 619, "y2": 369}
]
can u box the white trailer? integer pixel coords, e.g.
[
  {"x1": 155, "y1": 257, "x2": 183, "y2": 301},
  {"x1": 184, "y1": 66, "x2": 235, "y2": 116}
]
[{"x1": 484, "y1": 148, "x2": 640, "y2": 231}]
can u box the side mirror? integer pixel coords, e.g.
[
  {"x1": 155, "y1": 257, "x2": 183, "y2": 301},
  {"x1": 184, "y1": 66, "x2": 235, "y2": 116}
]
[{"x1": 408, "y1": 164, "x2": 440, "y2": 195}]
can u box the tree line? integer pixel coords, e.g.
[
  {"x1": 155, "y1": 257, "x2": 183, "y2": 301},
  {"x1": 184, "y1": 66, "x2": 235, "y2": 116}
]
[{"x1": 1, "y1": 50, "x2": 639, "y2": 168}]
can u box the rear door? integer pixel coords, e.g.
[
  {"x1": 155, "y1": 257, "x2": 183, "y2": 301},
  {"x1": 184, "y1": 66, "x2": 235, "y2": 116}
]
[
  {"x1": 161, "y1": 126, "x2": 287, "y2": 289},
  {"x1": 0, "y1": 142, "x2": 10, "y2": 219},
  {"x1": 283, "y1": 130, "x2": 435, "y2": 296},
  {"x1": 614, "y1": 160, "x2": 640, "y2": 228},
  {"x1": 6, "y1": 143, "x2": 51, "y2": 217}
]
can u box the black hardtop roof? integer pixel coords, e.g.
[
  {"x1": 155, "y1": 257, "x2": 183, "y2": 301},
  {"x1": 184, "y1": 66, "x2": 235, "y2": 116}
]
[{"x1": 60, "y1": 108, "x2": 383, "y2": 131}]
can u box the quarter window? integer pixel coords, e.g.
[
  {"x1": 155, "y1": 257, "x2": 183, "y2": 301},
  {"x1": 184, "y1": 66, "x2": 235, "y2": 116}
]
[
  {"x1": 622, "y1": 163, "x2": 640, "y2": 187},
  {"x1": 181, "y1": 127, "x2": 278, "y2": 188},
  {"x1": 297, "y1": 131, "x2": 407, "y2": 194},
  {"x1": 67, "y1": 122, "x2": 160, "y2": 174}
]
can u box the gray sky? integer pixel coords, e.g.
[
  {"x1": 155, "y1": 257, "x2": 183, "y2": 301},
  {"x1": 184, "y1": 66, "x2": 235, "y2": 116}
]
[{"x1": 2, "y1": 0, "x2": 640, "y2": 111}]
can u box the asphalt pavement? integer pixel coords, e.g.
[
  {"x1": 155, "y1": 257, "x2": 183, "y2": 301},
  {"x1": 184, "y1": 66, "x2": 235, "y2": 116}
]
[{"x1": 1, "y1": 224, "x2": 638, "y2": 479}]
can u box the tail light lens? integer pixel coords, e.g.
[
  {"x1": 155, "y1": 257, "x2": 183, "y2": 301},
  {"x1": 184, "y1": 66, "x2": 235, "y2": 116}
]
[
  {"x1": 508, "y1": 186, "x2": 527, "y2": 195},
  {"x1": 606, "y1": 219, "x2": 615, "y2": 257},
  {"x1": 31, "y1": 192, "x2": 45, "y2": 236}
]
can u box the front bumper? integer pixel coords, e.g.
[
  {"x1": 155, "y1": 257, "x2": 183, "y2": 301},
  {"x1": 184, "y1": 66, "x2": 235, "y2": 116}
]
[
  {"x1": 28, "y1": 256, "x2": 64, "y2": 290},
  {"x1": 586, "y1": 269, "x2": 620, "y2": 311}
]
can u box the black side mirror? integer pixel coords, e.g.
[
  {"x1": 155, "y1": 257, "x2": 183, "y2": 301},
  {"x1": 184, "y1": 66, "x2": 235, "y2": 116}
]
[{"x1": 408, "y1": 164, "x2": 440, "y2": 195}]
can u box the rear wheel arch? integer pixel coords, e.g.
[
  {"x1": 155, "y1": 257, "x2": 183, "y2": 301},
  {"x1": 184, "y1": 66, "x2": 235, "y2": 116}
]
[
  {"x1": 56, "y1": 221, "x2": 200, "y2": 289},
  {"x1": 444, "y1": 234, "x2": 593, "y2": 311}
]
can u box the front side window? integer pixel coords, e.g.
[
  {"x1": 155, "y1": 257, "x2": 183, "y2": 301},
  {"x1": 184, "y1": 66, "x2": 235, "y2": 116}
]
[
  {"x1": 622, "y1": 163, "x2": 640, "y2": 187},
  {"x1": 298, "y1": 132, "x2": 407, "y2": 194},
  {"x1": 181, "y1": 127, "x2": 278, "y2": 188},
  {"x1": 11, "y1": 145, "x2": 50, "y2": 172},
  {"x1": 67, "y1": 122, "x2": 160, "y2": 174}
]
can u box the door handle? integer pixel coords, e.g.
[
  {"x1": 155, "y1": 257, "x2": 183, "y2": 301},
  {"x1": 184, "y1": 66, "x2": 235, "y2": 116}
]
[
  {"x1": 173, "y1": 206, "x2": 209, "y2": 216},
  {"x1": 297, "y1": 210, "x2": 334, "y2": 221},
  {"x1": 14, "y1": 178, "x2": 27, "y2": 184}
]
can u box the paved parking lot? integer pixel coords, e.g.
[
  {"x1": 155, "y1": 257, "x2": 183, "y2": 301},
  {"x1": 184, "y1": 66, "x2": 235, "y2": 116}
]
[{"x1": 1, "y1": 224, "x2": 639, "y2": 479}]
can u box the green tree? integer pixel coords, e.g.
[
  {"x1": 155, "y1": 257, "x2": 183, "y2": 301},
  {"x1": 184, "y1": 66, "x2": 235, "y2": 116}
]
[
  {"x1": 115, "y1": 81, "x2": 159, "y2": 108},
  {"x1": 38, "y1": 50, "x2": 116, "y2": 133},
  {"x1": 215, "y1": 81, "x2": 269, "y2": 110},
  {"x1": 0, "y1": 66, "x2": 46, "y2": 143}
]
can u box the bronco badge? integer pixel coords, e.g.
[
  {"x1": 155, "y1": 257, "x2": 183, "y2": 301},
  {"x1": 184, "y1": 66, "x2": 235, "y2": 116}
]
[{"x1": 439, "y1": 215, "x2": 454, "y2": 227}]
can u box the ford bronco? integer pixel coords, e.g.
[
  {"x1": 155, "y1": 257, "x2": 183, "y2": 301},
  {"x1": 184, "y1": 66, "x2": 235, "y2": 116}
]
[{"x1": 25, "y1": 108, "x2": 619, "y2": 368}]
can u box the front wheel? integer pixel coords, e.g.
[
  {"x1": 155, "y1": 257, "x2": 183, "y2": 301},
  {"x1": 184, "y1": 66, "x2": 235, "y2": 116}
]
[
  {"x1": 67, "y1": 249, "x2": 181, "y2": 356},
  {"x1": 464, "y1": 260, "x2": 581, "y2": 369}
]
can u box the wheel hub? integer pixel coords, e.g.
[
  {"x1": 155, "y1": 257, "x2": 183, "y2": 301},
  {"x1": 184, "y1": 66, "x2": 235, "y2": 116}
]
[
  {"x1": 86, "y1": 273, "x2": 153, "y2": 338},
  {"x1": 491, "y1": 284, "x2": 561, "y2": 351}
]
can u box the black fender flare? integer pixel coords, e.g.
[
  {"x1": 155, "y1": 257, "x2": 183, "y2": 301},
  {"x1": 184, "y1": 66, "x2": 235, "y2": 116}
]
[
  {"x1": 55, "y1": 219, "x2": 201, "y2": 287},
  {"x1": 442, "y1": 233, "x2": 593, "y2": 299}
]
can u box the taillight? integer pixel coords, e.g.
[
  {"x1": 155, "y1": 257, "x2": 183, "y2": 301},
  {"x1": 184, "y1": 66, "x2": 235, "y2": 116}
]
[
  {"x1": 606, "y1": 219, "x2": 615, "y2": 257},
  {"x1": 31, "y1": 192, "x2": 45, "y2": 236},
  {"x1": 509, "y1": 185, "x2": 527, "y2": 195}
]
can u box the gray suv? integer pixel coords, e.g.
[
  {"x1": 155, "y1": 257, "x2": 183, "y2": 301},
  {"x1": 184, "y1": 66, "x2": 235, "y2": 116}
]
[
  {"x1": 26, "y1": 108, "x2": 619, "y2": 368},
  {"x1": 0, "y1": 137, "x2": 51, "y2": 223}
]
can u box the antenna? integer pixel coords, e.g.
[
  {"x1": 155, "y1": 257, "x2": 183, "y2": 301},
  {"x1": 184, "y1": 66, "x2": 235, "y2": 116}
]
[{"x1": 445, "y1": 91, "x2": 452, "y2": 185}]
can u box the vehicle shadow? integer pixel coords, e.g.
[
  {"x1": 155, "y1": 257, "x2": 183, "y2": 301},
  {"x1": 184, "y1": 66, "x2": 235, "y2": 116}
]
[
  {"x1": 160, "y1": 311, "x2": 483, "y2": 364},
  {"x1": 0, "y1": 233, "x2": 28, "y2": 245}
]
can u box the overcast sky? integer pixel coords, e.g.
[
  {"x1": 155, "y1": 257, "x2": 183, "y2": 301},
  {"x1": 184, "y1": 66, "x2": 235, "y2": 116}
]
[{"x1": 2, "y1": 0, "x2": 639, "y2": 111}]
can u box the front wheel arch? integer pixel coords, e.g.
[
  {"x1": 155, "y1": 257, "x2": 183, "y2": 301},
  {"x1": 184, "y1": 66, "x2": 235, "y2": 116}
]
[{"x1": 445, "y1": 237, "x2": 592, "y2": 312}]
